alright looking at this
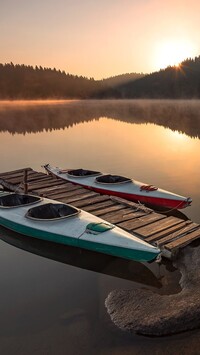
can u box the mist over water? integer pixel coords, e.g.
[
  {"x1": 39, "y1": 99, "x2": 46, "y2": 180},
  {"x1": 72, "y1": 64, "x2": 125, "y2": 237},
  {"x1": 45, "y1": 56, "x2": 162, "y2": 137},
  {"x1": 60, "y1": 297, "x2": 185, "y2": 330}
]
[
  {"x1": 0, "y1": 99, "x2": 200, "y2": 354},
  {"x1": 0, "y1": 99, "x2": 200, "y2": 138}
]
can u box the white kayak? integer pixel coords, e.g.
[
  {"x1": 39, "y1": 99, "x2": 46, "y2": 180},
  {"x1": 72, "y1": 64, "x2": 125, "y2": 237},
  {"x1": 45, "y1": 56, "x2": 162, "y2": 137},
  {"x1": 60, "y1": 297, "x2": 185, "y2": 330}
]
[
  {"x1": 44, "y1": 164, "x2": 192, "y2": 210},
  {"x1": 0, "y1": 192, "x2": 160, "y2": 262}
]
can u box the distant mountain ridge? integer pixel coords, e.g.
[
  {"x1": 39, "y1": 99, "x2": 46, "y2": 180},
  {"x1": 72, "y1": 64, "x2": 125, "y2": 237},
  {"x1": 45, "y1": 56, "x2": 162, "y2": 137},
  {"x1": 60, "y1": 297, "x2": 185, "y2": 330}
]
[
  {"x1": 0, "y1": 56, "x2": 200, "y2": 99},
  {"x1": 100, "y1": 73, "x2": 145, "y2": 87}
]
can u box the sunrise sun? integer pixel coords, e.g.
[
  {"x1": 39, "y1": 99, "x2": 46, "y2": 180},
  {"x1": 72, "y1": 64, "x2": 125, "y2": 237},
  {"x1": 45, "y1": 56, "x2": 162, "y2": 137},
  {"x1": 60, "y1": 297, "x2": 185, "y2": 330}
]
[{"x1": 155, "y1": 40, "x2": 195, "y2": 70}]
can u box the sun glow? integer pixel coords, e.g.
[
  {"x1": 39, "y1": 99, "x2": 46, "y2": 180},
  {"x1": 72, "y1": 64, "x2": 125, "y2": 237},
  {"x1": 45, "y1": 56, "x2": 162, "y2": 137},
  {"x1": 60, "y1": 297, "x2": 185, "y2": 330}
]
[
  {"x1": 165, "y1": 129, "x2": 191, "y2": 147},
  {"x1": 155, "y1": 40, "x2": 195, "y2": 70}
]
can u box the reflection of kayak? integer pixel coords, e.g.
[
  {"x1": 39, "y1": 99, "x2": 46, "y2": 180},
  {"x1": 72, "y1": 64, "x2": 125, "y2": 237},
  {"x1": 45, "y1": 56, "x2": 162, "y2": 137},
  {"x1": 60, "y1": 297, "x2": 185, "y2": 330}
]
[
  {"x1": 0, "y1": 192, "x2": 160, "y2": 262},
  {"x1": 0, "y1": 227, "x2": 162, "y2": 288},
  {"x1": 44, "y1": 165, "x2": 192, "y2": 210}
]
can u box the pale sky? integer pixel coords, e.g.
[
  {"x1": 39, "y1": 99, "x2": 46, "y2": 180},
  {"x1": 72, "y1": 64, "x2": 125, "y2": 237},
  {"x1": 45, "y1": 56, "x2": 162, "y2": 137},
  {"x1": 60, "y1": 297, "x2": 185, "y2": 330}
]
[{"x1": 1, "y1": 0, "x2": 200, "y2": 79}]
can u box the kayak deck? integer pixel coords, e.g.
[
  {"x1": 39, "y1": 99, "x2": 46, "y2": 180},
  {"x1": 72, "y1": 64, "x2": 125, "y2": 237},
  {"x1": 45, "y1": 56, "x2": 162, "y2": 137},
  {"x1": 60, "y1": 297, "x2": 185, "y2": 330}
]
[
  {"x1": 0, "y1": 167, "x2": 199, "y2": 260},
  {"x1": 45, "y1": 165, "x2": 192, "y2": 210},
  {"x1": 0, "y1": 194, "x2": 159, "y2": 262}
]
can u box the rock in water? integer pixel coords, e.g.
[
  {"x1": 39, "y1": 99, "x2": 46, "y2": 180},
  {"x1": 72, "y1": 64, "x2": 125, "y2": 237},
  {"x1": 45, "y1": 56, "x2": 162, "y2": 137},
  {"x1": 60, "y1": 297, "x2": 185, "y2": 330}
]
[{"x1": 105, "y1": 245, "x2": 200, "y2": 336}]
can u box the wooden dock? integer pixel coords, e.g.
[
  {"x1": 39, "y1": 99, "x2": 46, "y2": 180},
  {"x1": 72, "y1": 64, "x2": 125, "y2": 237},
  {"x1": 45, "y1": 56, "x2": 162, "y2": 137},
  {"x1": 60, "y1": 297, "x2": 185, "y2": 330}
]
[{"x1": 0, "y1": 167, "x2": 200, "y2": 260}]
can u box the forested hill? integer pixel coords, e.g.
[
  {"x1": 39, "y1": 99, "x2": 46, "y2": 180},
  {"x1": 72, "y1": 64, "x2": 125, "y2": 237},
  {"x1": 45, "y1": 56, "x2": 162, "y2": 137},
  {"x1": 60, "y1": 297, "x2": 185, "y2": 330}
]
[
  {"x1": 0, "y1": 63, "x2": 101, "y2": 99},
  {"x1": 1, "y1": 58, "x2": 200, "y2": 99},
  {"x1": 117, "y1": 57, "x2": 200, "y2": 98},
  {"x1": 0, "y1": 63, "x2": 142, "y2": 99},
  {"x1": 100, "y1": 73, "x2": 145, "y2": 87}
]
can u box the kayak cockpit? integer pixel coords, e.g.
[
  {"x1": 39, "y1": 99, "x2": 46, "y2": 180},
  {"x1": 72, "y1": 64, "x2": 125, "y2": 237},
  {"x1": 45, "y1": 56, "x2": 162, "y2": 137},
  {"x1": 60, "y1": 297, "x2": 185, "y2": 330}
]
[
  {"x1": 0, "y1": 193, "x2": 42, "y2": 208},
  {"x1": 95, "y1": 174, "x2": 132, "y2": 184},
  {"x1": 26, "y1": 203, "x2": 80, "y2": 220},
  {"x1": 67, "y1": 168, "x2": 101, "y2": 177}
]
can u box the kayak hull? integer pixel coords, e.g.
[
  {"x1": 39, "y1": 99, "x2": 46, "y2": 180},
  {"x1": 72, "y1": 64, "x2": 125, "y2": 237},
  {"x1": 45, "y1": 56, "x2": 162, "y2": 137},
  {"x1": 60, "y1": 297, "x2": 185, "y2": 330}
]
[
  {"x1": 68, "y1": 183, "x2": 189, "y2": 210},
  {"x1": 0, "y1": 194, "x2": 160, "y2": 262},
  {"x1": 44, "y1": 165, "x2": 192, "y2": 210},
  {"x1": 0, "y1": 216, "x2": 158, "y2": 262}
]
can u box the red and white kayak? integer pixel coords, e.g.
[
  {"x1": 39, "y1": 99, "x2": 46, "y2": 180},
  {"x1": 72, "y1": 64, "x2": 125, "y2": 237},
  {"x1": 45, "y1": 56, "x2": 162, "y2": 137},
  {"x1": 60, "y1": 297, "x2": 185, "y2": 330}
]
[{"x1": 43, "y1": 164, "x2": 192, "y2": 210}]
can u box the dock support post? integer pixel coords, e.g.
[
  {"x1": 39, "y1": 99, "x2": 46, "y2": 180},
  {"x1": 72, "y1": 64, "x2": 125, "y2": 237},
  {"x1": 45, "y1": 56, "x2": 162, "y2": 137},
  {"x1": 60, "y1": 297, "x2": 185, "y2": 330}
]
[{"x1": 23, "y1": 169, "x2": 28, "y2": 194}]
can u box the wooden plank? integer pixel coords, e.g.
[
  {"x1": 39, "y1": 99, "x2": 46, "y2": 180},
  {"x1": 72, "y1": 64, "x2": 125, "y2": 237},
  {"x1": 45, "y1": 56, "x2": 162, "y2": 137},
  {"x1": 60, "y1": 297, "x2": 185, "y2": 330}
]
[
  {"x1": 111, "y1": 196, "x2": 153, "y2": 213},
  {"x1": 0, "y1": 177, "x2": 21, "y2": 185},
  {"x1": 29, "y1": 176, "x2": 54, "y2": 184},
  {"x1": 145, "y1": 221, "x2": 193, "y2": 243},
  {"x1": 3, "y1": 176, "x2": 29, "y2": 185},
  {"x1": 46, "y1": 187, "x2": 92, "y2": 200},
  {"x1": 3, "y1": 174, "x2": 50, "y2": 185},
  {"x1": 0, "y1": 170, "x2": 45, "y2": 180},
  {"x1": 26, "y1": 172, "x2": 47, "y2": 177},
  {"x1": 29, "y1": 179, "x2": 65, "y2": 191},
  {"x1": 45, "y1": 184, "x2": 83, "y2": 197},
  {"x1": 26, "y1": 172, "x2": 47, "y2": 178},
  {"x1": 27, "y1": 171, "x2": 46, "y2": 176},
  {"x1": 0, "y1": 172, "x2": 29, "y2": 181},
  {"x1": 0, "y1": 167, "x2": 32, "y2": 177},
  {"x1": 58, "y1": 191, "x2": 99, "y2": 204},
  {"x1": 69, "y1": 195, "x2": 110, "y2": 207},
  {"x1": 165, "y1": 227, "x2": 200, "y2": 251},
  {"x1": 99, "y1": 210, "x2": 148, "y2": 224},
  {"x1": 32, "y1": 183, "x2": 70, "y2": 195},
  {"x1": 95, "y1": 207, "x2": 133, "y2": 219},
  {"x1": 135, "y1": 216, "x2": 183, "y2": 237},
  {"x1": 117, "y1": 213, "x2": 166, "y2": 231},
  {"x1": 93, "y1": 205, "x2": 130, "y2": 217},
  {"x1": 152, "y1": 223, "x2": 199, "y2": 246},
  {"x1": 93, "y1": 204, "x2": 126, "y2": 217},
  {"x1": 26, "y1": 175, "x2": 53, "y2": 183},
  {"x1": 0, "y1": 172, "x2": 39, "y2": 184},
  {"x1": 83, "y1": 200, "x2": 115, "y2": 213}
]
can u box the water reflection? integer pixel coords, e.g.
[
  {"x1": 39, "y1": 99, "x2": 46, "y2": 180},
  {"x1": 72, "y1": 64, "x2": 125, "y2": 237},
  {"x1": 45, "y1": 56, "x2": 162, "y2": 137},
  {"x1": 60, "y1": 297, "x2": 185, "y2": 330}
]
[
  {"x1": 0, "y1": 226, "x2": 161, "y2": 288},
  {"x1": 0, "y1": 99, "x2": 199, "y2": 223},
  {"x1": 0, "y1": 100, "x2": 198, "y2": 353},
  {"x1": 0, "y1": 99, "x2": 200, "y2": 138}
]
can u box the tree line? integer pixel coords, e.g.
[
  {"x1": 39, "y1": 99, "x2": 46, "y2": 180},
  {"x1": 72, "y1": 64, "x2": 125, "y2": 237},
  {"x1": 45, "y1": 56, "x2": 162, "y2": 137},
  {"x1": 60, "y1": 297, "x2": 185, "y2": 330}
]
[
  {"x1": 0, "y1": 63, "x2": 144, "y2": 99},
  {"x1": 0, "y1": 57, "x2": 200, "y2": 99},
  {"x1": 117, "y1": 56, "x2": 200, "y2": 98},
  {"x1": 0, "y1": 63, "x2": 100, "y2": 99}
]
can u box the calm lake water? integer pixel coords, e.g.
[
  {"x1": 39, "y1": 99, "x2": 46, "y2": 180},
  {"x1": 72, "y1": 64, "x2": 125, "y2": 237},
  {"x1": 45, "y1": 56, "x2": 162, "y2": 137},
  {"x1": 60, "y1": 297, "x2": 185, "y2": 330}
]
[{"x1": 0, "y1": 99, "x2": 200, "y2": 354}]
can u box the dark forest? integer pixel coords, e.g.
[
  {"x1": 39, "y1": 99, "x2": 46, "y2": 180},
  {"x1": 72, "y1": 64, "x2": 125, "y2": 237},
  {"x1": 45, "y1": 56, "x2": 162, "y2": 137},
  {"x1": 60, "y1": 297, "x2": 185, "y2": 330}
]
[{"x1": 0, "y1": 57, "x2": 200, "y2": 99}]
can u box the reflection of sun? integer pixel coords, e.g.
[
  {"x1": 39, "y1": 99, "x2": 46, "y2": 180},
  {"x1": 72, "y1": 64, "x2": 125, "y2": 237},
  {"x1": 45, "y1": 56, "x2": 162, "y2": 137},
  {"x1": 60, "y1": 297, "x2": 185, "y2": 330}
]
[
  {"x1": 155, "y1": 40, "x2": 195, "y2": 70},
  {"x1": 166, "y1": 129, "x2": 190, "y2": 144}
]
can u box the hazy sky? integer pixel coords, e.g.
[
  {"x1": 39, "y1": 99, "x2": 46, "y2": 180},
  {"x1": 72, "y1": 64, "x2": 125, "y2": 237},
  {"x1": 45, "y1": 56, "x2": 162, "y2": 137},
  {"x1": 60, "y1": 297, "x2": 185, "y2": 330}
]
[{"x1": 1, "y1": 0, "x2": 200, "y2": 78}]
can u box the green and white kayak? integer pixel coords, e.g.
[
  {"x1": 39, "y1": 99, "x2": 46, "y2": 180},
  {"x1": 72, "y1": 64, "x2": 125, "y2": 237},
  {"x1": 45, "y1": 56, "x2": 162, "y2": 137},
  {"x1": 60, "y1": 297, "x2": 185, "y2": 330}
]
[{"x1": 0, "y1": 192, "x2": 160, "y2": 262}]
